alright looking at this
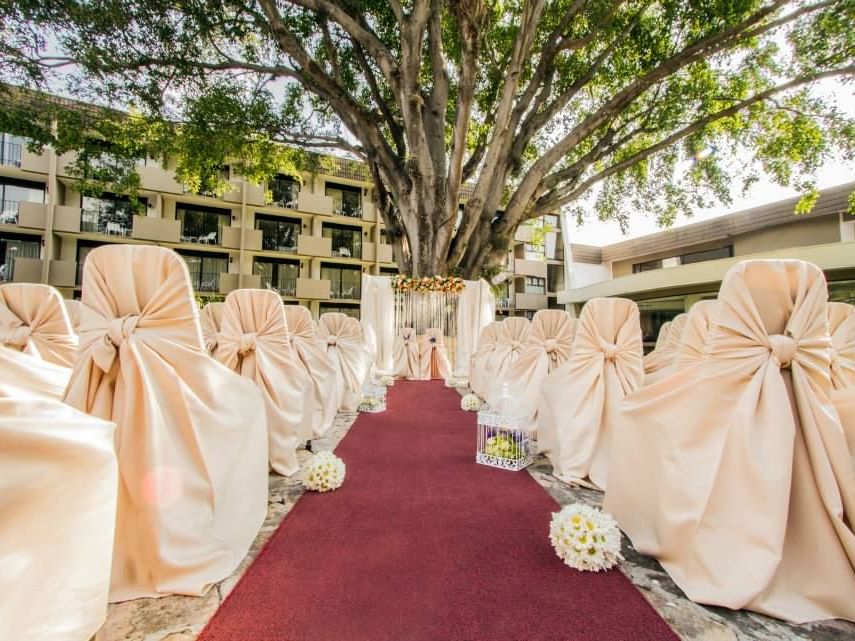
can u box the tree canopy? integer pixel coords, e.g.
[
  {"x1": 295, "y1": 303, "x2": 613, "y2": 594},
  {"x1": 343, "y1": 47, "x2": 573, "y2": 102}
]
[{"x1": 2, "y1": 0, "x2": 853, "y2": 277}]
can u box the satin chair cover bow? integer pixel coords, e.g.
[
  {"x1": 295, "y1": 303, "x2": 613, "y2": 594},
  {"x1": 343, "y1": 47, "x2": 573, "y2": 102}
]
[
  {"x1": 199, "y1": 302, "x2": 224, "y2": 354},
  {"x1": 829, "y1": 302, "x2": 855, "y2": 390},
  {"x1": 487, "y1": 310, "x2": 575, "y2": 417},
  {"x1": 0, "y1": 283, "x2": 78, "y2": 367},
  {"x1": 392, "y1": 326, "x2": 421, "y2": 380},
  {"x1": 318, "y1": 312, "x2": 373, "y2": 412},
  {"x1": 0, "y1": 397, "x2": 117, "y2": 641},
  {"x1": 284, "y1": 305, "x2": 339, "y2": 438},
  {"x1": 538, "y1": 298, "x2": 643, "y2": 490},
  {"x1": 418, "y1": 327, "x2": 452, "y2": 380},
  {"x1": 604, "y1": 259, "x2": 855, "y2": 623},
  {"x1": 63, "y1": 245, "x2": 268, "y2": 602},
  {"x1": 468, "y1": 321, "x2": 502, "y2": 398}
]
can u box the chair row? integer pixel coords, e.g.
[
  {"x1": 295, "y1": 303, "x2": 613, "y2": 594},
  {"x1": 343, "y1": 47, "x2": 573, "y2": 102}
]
[{"x1": 392, "y1": 327, "x2": 453, "y2": 380}]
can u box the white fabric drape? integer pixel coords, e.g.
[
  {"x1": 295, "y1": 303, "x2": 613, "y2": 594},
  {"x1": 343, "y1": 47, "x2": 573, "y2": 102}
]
[
  {"x1": 284, "y1": 305, "x2": 340, "y2": 438},
  {"x1": 392, "y1": 327, "x2": 420, "y2": 379},
  {"x1": 468, "y1": 321, "x2": 502, "y2": 397},
  {"x1": 0, "y1": 347, "x2": 70, "y2": 400},
  {"x1": 200, "y1": 302, "x2": 224, "y2": 354},
  {"x1": 63, "y1": 245, "x2": 269, "y2": 602},
  {"x1": 318, "y1": 312, "x2": 373, "y2": 412},
  {"x1": 537, "y1": 298, "x2": 643, "y2": 490},
  {"x1": 604, "y1": 259, "x2": 855, "y2": 623},
  {"x1": 0, "y1": 397, "x2": 117, "y2": 641},
  {"x1": 360, "y1": 274, "x2": 395, "y2": 375},
  {"x1": 487, "y1": 310, "x2": 576, "y2": 416},
  {"x1": 418, "y1": 327, "x2": 453, "y2": 380},
  {"x1": 829, "y1": 302, "x2": 855, "y2": 390},
  {"x1": 477, "y1": 317, "x2": 530, "y2": 399},
  {"x1": 455, "y1": 279, "x2": 495, "y2": 377},
  {"x1": 0, "y1": 283, "x2": 78, "y2": 367},
  {"x1": 215, "y1": 289, "x2": 310, "y2": 476},
  {"x1": 646, "y1": 301, "x2": 718, "y2": 384}
]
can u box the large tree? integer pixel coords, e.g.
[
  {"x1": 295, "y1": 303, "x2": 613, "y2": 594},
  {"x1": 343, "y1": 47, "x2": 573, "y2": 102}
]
[{"x1": 2, "y1": 0, "x2": 854, "y2": 277}]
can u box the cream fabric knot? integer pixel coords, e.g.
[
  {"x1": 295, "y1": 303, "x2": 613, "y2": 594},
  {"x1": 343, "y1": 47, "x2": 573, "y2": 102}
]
[
  {"x1": 2, "y1": 324, "x2": 31, "y2": 348},
  {"x1": 238, "y1": 332, "x2": 257, "y2": 355},
  {"x1": 510, "y1": 339, "x2": 521, "y2": 350},
  {"x1": 93, "y1": 314, "x2": 139, "y2": 372},
  {"x1": 326, "y1": 335, "x2": 338, "y2": 347},
  {"x1": 600, "y1": 340, "x2": 619, "y2": 360},
  {"x1": 543, "y1": 338, "x2": 558, "y2": 352},
  {"x1": 768, "y1": 334, "x2": 797, "y2": 368}
]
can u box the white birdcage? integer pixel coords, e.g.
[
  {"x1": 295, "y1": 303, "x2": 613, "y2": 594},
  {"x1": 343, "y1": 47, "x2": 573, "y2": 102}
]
[
  {"x1": 359, "y1": 380, "x2": 387, "y2": 413},
  {"x1": 476, "y1": 384, "x2": 535, "y2": 471}
]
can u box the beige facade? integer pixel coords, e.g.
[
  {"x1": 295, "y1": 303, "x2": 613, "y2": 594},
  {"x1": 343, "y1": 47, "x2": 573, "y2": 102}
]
[{"x1": 561, "y1": 181, "x2": 855, "y2": 348}]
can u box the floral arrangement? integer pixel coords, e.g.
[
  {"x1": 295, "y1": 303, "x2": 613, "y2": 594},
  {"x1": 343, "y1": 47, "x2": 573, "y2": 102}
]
[
  {"x1": 391, "y1": 274, "x2": 466, "y2": 294},
  {"x1": 302, "y1": 451, "x2": 346, "y2": 493},
  {"x1": 380, "y1": 375, "x2": 395, "y2": 386},
  {"x1": 359, "y1": 396, "x2": 384, "y2": 412},
  {"x1": 445, "y1": 376, "x2": 458, "y2": 387},
  {"x1": 549, "y1": 504, "x2": 622, "y2": 572},
  {"x1": 461, "y1": 393, "x2": 482, "y2": 411},
  {"x1": 484, "y1": 433, "x2": 524, "y2": 460}
]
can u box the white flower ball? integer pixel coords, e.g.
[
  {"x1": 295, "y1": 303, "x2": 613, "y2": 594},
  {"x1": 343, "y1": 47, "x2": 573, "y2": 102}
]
[
  {"x1": 461, "y1": 393, "x2": 483, "y2": 411},
  {"x1": 302, "y1": 451, "x2": 346, "y2": 493},
  {"x1": 549, "y1": 504, "x2": 622, "y2": 572},
  {"x1": 445, "y1": 376, "x2": 458, "y2": 387},
  {"x1": 380, "y1": 375, "x2": 395, "y2": 386}
]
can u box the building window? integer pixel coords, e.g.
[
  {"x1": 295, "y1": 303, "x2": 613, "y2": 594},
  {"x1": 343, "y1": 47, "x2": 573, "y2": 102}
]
[
  {"x1": 523, "y1": 242, "x2": 546, "y2": 261},
  {"x1": 525, "y1": 276, "x2": 546, "y2": 294},
  {"x1": 81, "y1": 193, "x2": 145, "y2": 236},
  {"x1": 0, "y1": 178, "x2": 45, "y2": 224},
  {"x1": 270, "y1": 174, "x2": 298, "y2": 208},
  {"x1": 632, "y1": 259, "x2": 664, "y2": 273},
  {"x1": 547, "y1": 263, "x2": 564, "y2": 292},
  {"x1": 319, "y1": 303, "x2": 360, "y2": 319},
  {"x1": 179, "y1": 252, "x2": 228, "y2": 292},
  {"x1": 255, "y1": 214, "x2": 300, "y2": 252},
  {"x1": 829, "y1": 280, "x2": 855, "y2": 304},
  {"x1": 325, "y1": 182, "x2": 362, "y2": 218},
  {"x1": 380, "y1": 266, "x2": 399, "y2": 276},
  {"x1": 0, "y1": 233, "x2": 40, "y2": 282},
  {"x1": 321, "y1": 263, "x2": 362, "y2": 299},
  {"x1": 322, "y1": 223, "x2": 363, "y2": 259},
  {"x1": 253, "y1": 258, "x2": 299, "y2": 296},
  {"x1": 0, "y1": 134, "x2": 25, "y2": 167},
  {"x1": 176, "y1": 203, "x2": 231, "y2": 245},
  {"x1": 679, "y1": 245, "x2": 733, "y2": 265}
]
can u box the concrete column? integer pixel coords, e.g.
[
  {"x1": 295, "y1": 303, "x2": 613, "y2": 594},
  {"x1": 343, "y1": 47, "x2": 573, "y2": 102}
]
[{"x1": 41, "y1": 119, "x2": 59, "y2": 283}]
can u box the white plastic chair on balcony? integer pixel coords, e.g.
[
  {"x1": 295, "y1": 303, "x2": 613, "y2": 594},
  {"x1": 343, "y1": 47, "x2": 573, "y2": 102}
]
[
  {"x1": 106, "y1": 221, "x2": 126, "y2": 236},
  {"x1": 338, "y1": 246, "x2": 351, "y2": 257},
  {"x1": 199, "y1": 231, "x2": 218, "y2": 244},
  {"x1": 318, "y1": 312, "x2": 372, "y2": 412},
  {"x1": 63, "y1": 244, "x2": 269, "y2": 601},
  {"x1": 0, "y1": 283, "x2": 78, "y2": 367}
]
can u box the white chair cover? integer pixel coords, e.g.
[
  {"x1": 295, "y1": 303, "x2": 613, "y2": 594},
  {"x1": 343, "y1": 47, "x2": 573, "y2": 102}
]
[
  {"x1": 604, "y1": 259, "x2": 855, "y2": 623},
  {"x1": 63, "y1": 245, "x2": 269, "y2": 602},
  {"x1": 284, "y1": 304, "x2": 340, "y2": 438},
  {"x1": 0, "y1": 347, "x2": 70, "y2": 400},
  {"x1": 487, "y1": 310, "x2": 576, "y2": 415},
  {"x1": 642, "y1": 312, "x2": 687, "y2": 377},
  {"x1": 392, "y1": 327, "x2": 420, "y2": 380},
  {"x1": 200, "y1": 301, "x2": 224, "y2": 354},
  {"x1": 63, "y1": 298, "x2": 82, "y2": 333},
  {"x1": 0, "y1": 397, "x2": 117, "y2": 641},
  {"x1": 538, "y1": 298, "x2": 643, "y2": 490},
  {"x1": 216, "y1": 289, "x2": 310, "y2": 475},
  {"x1": 0, "y1": 283, "x2": 78, "y2": 367},
  {"x1": 645, "y1": 301, "x2": 718, "y2": 384},
  {"x1": 653, "y1": 321, "x2": 672, "y2": 350},
  {"x1": 831, "y1": 389, "x2": 855, "y2": 471},
  {"x1": 829, "y1": 302, "x2": 855, "y2": 390},
  {"x1": 418, "y1": 327, "x2": 453, "y2": 380},
  {"x1": 468, "y1": 321, "x2": 502, "y2": 397},
  {"x1": 477, "y1": 316, "x2": 530, "y2": 399},
  {"x1": 318, "y1": 312, "x2": 373, "y2": 412}
]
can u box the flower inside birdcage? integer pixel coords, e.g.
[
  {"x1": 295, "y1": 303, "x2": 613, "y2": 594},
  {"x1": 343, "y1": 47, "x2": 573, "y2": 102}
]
[
  {"x1": 475, "y1": 384, "x2": 535, "y2": 471},
  {"x1": 359, "y1": 380, "x2": 387, "y2": 413}
]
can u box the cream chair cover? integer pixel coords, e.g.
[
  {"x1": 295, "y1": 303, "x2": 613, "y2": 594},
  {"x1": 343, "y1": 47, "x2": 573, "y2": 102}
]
[
  {"x1": 418, "y1": 327, "x2": 453, "y2": 380},
  {"x1": 284, "y1": 304, "x2": 339, "y2": 438},
  {"x1": 63, "y1": 245, "x2": 269, "y2": 602},
  {"x1": 653, "y1": 321, "x2": 672, "y2": 350},
  {"x1": 645, "y1": 301, "x2": 718, "y2": 384},
  {"x1": 200, "y1": 301, "x2": 224, "y2": 354},
  {"x1": 829, "y1": 302, "x2": 855, "y2": 390},
  {"x1": 468, "y1": 321, "x2": 502, "y2": 397},
  {"x1": 487, "y1": 310, "x2": 576, "y2": 413},
  {"x1": 318, "y1": 312, "x2": 373, "y2": 412},
  {"x1": 604, "y1": 259, "x2": 855, "y2": 623},
  {"x1": 392, "y1": 327, "x2": 420, "y2": 379},
  {"x1": 216, "y1": 289, "x2": 310, "y2": 475},
  {"x1": 63, "y1": 298, "x2": 82, "y2": 333},
  {"x1": 642, "y1": 312, "x2": 687, "y2": 376},
  {"x1": 0, "y1": 397, "x2": 117, "y2": 641},
  {"x1": 538, "y1": 298, "x2": 643, "y2": 489},
  {"x1": 832, "y1": 389, "x2": 855, "y2": 471},
  {"x1": 0, "y1": 283, "x2": 77, "y2": 367},
  {"x1": 0, "y1": 347, "x2": 70, "y2": 400},
  {"x1": 478, "y1": 316, "x2": 530, "y2": 398}
]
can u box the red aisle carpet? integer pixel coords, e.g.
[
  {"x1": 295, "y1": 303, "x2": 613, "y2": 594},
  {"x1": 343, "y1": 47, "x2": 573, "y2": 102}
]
[{"x1": 199, "y1": 381, "x2": 678, "y2": 641}]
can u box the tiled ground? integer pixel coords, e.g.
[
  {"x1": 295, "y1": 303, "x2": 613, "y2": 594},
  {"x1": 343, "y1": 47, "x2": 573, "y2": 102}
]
[{"x1": 94, "y1": 390, "x2": 855, "y2": 641}]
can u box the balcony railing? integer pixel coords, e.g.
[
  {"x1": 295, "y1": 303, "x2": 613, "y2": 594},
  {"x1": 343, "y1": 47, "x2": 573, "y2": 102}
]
[
  {"x1": 80, "y1": 211, "x2": 132, "y2": 236},
  {"x1": 195, "y1": 271, "x2": 221, "y2": 292},
  {"x1": 334, "y1": 204, "x2": 363, "y2": 218},
  {"x1": 329, "y1": 285, "x2": 360, "y2": 300},
  {"x1": 1, "y1": 142, "x2": 22, "y2": 167},
  {"x1": 496, "y1": 297, "x2": 512, "y2": 311},
  {"x1": 0, "y1": 200, "x2": 20, "y2": 224},
  {"x1": 263, "y1": 278, "x2": 297, "y2": 297},
  {"x1": 181, "y1": 228, "x2": 222, "y2": 245},
  {"x1": 330, "y1": 244, "x2": 361, "y2": 259}
]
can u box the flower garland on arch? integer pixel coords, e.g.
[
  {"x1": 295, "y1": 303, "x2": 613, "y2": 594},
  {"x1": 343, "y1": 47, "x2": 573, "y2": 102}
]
[{"x1": 391, "y1": 275, "x2": 466, "y2": 294}]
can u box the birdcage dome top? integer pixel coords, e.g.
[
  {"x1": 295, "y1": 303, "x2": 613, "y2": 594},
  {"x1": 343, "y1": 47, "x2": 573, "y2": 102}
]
[{"x1": 477, "y1": 383, "x2": 531, "y2": 430}]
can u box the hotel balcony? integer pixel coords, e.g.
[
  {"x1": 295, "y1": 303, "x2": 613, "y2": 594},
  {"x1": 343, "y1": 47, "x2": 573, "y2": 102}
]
[
  {"x1": 136, "y1": 163, "x2": 184, "y2": 194},
  {"x1": 513, "y1": 258, "x2": 548, "y2": 279},
  {"x1": 48, "y1": 260, "x2": 77, "y2": 288},
  {"x1": 297, "y1": 235, "x2": 332, "y2": 258},
  {"x1": 221, "y1": 226, "x2": 263, "y2": 251},
  {"x1": 14, "y1": 202, "x2": 47, "y2": 230},
  {"x1": 297, "y1": 191, "x2": 335, "y2": 216},
  {"x1": 20, "y1": 147, "x2": 50, "y2": 174},
  {"x1": 131, "y1": 216, "x2": 181, "y2": 243},
  {"x1": 218, "y1": 272, "x2": 262, "y2": 295},
  {"x1": 378, "y1": 244, "x2": 394, "y2": 263},
  {"x1": 296, "y1": 277, "x2": 331, "y2": 300},
  {"x1": 9, "y1": 257, "x2": 44, "y2": 283},
  {"x1": 515, "y1": 292, "x2": 548, "y2": 310}
]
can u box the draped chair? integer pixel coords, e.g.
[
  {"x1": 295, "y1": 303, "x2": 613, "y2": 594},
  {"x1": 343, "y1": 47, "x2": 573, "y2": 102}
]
[
  {"x1": 392, "y1": 327, "x2": 420, "y2": 380},
  {"x1": 477, "y1": 316, "x2": 530, "y2": 399},
  {"x1": 604, "y1": 259, "x2": 855, "y2": 623},
  {"x1": 468, "y1": 321, "x2": 502, "y2": 397},
  {"x1": 642, "y1": 312, "x2": 687, "y2": 378},
  {"x1": 538, "y1": 298, "x2": 643, "y2": 490},
  {"x1": 0, "y1": 347, "x2": 70, "y2": 400},
  {"x1": 0, "y1": 283, "x2": 77, "y2": 367},
  {"x1": 200, "y1": 301, "x2": 225, "y2": 355},
  {"x1": 829, "y1": 302, "x2": 855, "y2": 390},
  {"x1": 0, "y1": 396, "x2": 117, "y2": 641},
  {"x1": 487, "y1": 310, "x2": 576, "y2": 416},
  {"x1": 63, "y1": 298, "x2": 82, "y2": 333},
  {"x1": 284, "y1": 304, "x2": 339, "y2": 438},
  {"x1": 63, "y1": 245, "x2": 269, "y2": 602},
  {"x1": 216, "y1": 289, "x2": 310, "y2": 476},
  {"x1": 318, "y1": 312, "x2": 373, "y2": 412},
  {"x1": 653, "y1": 321, "x2": 672, "y2": 350},
  {"x1": 645, "y1": 301, "x2": 718, "y2": 384},
  {"x1": 418, "y1": 327, "x2": 453, "y2": 380}
]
